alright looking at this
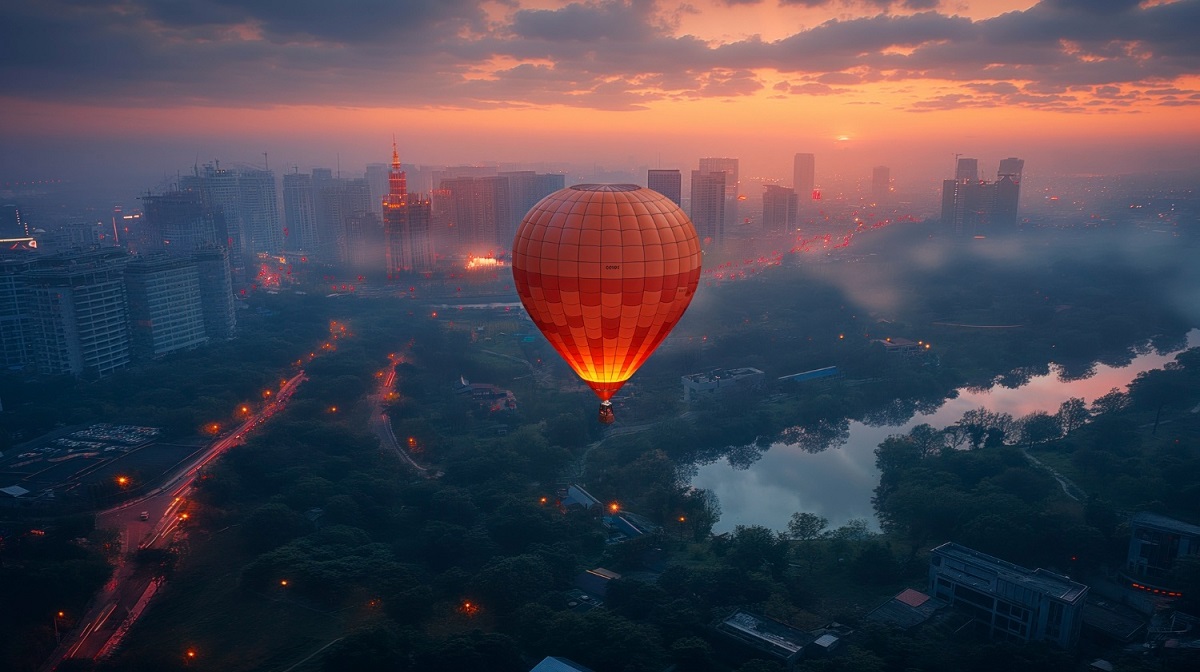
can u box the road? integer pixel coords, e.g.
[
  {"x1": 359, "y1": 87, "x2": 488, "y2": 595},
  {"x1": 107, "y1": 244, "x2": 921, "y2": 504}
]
[
  {"x1": 41, "y1": 372, "x2": 307, "y2": 671},
  {"x1": 369, "y1": 365, "x2": 433, "y2": 478}
]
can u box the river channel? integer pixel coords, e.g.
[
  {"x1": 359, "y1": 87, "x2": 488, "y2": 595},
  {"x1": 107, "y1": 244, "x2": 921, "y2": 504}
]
[{"x1": 692, "y1": 329, "x2": 1200, "y2": 534}]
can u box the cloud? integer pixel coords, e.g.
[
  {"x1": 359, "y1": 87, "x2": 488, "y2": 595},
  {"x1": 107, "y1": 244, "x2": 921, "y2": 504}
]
[
  {"x1": 510, "y1": 0, "x2": 660, "y2": 42},
  {"x1": 0, "y1": 0, "x2": 1197, "y2": 113}
]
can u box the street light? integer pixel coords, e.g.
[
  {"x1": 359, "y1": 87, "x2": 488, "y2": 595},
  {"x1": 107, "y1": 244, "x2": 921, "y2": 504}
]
[
  {"x1": 608, "y1": 502, "x2": 620, "y2": 514},
  {"x1": 116, "y1": 476, "x2": 129, "y2": 487}
]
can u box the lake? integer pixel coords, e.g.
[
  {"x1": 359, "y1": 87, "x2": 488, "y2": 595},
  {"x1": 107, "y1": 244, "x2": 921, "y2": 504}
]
[{"x1": 692, "y1": 329, "x2": 1200, "y2": 534}]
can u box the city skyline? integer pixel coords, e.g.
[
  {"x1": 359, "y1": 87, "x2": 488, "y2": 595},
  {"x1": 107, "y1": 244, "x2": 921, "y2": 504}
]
[{"x1": 2, "y1": 1, "x2": 1199, "y2": 195}]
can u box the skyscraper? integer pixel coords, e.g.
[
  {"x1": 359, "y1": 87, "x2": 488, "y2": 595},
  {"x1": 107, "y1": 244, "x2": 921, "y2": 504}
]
[
  {"x1": 955, "y1": 157, "x2": 979, "y2": 182},
  {"x1": 995, "y1": 157, "x2": 1024, "y2": 227},
  {"x1": 237, "y1": 168, "x2": 283, "y2": 255},
  {"x1": 24, "y1": 249, "x2": 131, "y2": 378},
  {"x1": 181, "y1": 164, "x2": 243, "y2": 255},
  {"x1": 320, "y1": 177, "x2": 373, "y2": 267},
  {"x1": 0, "y1": 257, "x2": 34, "y2": 367},
  {"x1": 365, "y1": 163, "x2": 389, "y2": 215},
  {"x1": 699, "y1": 157, "x2": 739, "y2": 231},
  {"x1": 762, "y1": 185, "x2": 797, "y2": 235},
  {"x1": 383, "y1": 143, "x2": 434, "y2": 277},
  {"x1": 793, "y1": 153, "x2": 815, "y2": 201},
  {"x1": 192, "y1": 247, "x2": 237, "y2": 339},
  {"x1": 500, "y1": 170, "x2": 564, "y2": 245},
  {"x1": 998, "y1": 157, "x2": 1025, "y2": 181},
  {"x1": 871, "y1": 166, "x2": 890, "y2": 203},
  {"x1": 689, "y1": 170, "x2": 726, "y2": 245},
  {"x1": 647, "y1": 169, "x2": 682, "y2": 206},
  {"x1": 437, "y1": 175, "x2": 511, "y2": 258},
  {"x1": 941, "y1": 159, "x2": 1025, "y2": 234},
  {"x1": 181, "y1": 163, "x2": 283, "y2": 264},
  {"x1": 282, "y1": 172, "x2": 319, "y2": 253},
  {"x1": 125, "y1": 254, "x2": 208, "y2": 358},
  {"x1": 140, "y1": 189, "x2": 228, "y2": 254}
]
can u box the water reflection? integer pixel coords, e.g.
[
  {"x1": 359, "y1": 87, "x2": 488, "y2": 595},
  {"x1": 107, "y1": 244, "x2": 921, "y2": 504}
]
[{"x1": 693, "y1": 330, "x2": 1200, "y2": 534}]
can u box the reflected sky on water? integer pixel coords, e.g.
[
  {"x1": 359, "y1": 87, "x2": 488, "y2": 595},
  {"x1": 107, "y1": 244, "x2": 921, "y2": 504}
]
[{"x1": 694, "y1": 330, "x2": 1200, "y2": 534}]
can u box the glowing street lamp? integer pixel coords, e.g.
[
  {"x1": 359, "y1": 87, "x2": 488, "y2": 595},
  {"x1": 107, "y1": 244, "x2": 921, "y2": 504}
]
[
  {"x1": 608, "y1": 502, "x2": 620, "y2": 514},
  {"x1": 116, "y1": 476, "x2": 129, "y2": 487}
]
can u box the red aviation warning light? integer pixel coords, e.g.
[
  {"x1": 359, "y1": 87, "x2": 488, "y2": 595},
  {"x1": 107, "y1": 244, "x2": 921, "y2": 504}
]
[{"x1": 512, "y1": 184, "x2": 702, "y2": 424}]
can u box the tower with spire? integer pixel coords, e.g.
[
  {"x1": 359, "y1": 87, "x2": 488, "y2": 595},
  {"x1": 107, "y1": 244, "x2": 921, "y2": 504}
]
[{"x1": 383, "y1": 140, "x2": 433, "y2": 278}]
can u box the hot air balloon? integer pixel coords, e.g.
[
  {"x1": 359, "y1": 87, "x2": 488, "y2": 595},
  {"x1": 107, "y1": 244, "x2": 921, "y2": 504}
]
[{"x1": 512, "y1": 184, "x2": 702, "y2": 424}]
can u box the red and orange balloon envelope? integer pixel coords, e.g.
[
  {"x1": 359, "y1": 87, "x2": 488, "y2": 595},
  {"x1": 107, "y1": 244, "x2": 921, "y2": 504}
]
[{"x1": 512, "y1": 184, "x2": 702, "y2": 424}]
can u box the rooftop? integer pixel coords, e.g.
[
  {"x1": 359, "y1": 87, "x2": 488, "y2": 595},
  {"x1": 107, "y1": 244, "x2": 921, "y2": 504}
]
[
  {"x1": 530, "y1": 657, "x2": 595, "y2": 672},
  {"x1": 932, "y1": 542, "x2": 1087, "y2": 604},
  {"x1": 716, "y1": 611, "x2": 815, "y2": 658},
  {"x1": 682, "y1": 367, "x2": 764, "y2": 383},
  {"x1": 1131, "y1": 511, "x2": 1200, "y2": 537},
  {"x1": 865, "y1": 588, "x2": 948, "y2": 630}
]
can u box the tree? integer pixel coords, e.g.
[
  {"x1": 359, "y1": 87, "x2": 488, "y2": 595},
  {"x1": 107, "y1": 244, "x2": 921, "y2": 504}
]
[
  {"x1": 1055, "y1": 397, "x2": 1089, "y2": 435},
  {"x1": 726, "y1": 525, "x2": 790, "y2": 575},
  {"x1": 670, "y1": 636, "x2": 716, "y2": 672},
  {"x1": 908, "y1": 423, "x2": 945, "y2": 458},
  {"x1": 955, "y1": 408, "x2": 1016, "y2": 449},
  {"x1": 829, "y1": 518, "x2": 873, "y2": 541},
  {"x1": 1091, "y1": 387, "x2": 1129, "y2": 416},
  {"x1": 1130, "y1": 368, "x2": 1189, "y2": 435},
  {"x1": 1017, "y1": 411, "x2": 1061, "y2": 448},
  {"x1": 787, "y1": 512, "x2": 829, "y2": 541}
]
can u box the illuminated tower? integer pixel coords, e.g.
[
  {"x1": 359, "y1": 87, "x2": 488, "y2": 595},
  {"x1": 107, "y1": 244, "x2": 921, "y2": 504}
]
[
  {"x1": 383, "y1": 142, "x2": 434, "y2": 277},
  {"x1": 647, "y1": 169, "x2": 682, "y2": 206}
]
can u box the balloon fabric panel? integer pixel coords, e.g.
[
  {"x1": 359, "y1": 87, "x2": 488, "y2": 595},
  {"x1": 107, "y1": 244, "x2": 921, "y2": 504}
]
[{"x1": 512, "y1": 184, "x2": 702, "y2": 402}]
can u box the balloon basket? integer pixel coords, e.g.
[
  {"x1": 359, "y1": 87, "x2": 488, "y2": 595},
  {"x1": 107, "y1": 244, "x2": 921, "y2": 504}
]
[{"x1": 598, "y1": 401, "x2": 615, "y2": 425}]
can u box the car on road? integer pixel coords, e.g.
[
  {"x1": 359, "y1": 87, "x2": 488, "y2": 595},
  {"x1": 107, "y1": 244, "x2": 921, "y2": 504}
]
[{"x1": 139, "y1": 511, "x2": 149, "y2": 521}]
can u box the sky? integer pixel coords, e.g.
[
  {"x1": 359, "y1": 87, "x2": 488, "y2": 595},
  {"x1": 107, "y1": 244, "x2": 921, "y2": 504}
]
[{"x1": 2, "y1": 0, "x2": 1200, "y2": 195}]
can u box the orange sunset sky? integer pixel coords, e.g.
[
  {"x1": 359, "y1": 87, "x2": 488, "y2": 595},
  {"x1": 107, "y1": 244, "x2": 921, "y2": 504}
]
[{"x1": 2, "y1": 0, "x2": 1199, "y2": 190}]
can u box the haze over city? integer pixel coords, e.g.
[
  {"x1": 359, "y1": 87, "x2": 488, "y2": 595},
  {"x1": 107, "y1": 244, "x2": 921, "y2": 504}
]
[
  {"x1": 4, "y1": 3, "x2": 1200, "y2": 672},
  {"x1": 3, "y1": 0, "x2": 1200, "y2": 200}
]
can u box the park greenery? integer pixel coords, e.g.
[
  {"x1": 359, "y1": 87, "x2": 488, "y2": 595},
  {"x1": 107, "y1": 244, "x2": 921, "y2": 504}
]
[{"x1": 1, "y1": 220, "x2": 1197, "y2": 671}]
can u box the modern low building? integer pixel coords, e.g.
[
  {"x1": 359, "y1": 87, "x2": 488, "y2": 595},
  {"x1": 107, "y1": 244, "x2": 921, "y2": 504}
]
[
  {"x1": 873, "y1": 337, "x2": 928, "y2": 356},
  {"x1": 715, "y1": 610, "x2": 815, "y2": 670},
  {"x1": 930, "y1": 542, "x2": 1088, "y2": 649},
  {"x1": 778, "y1": 366, "x2": 841, "y2": 385},
  {"x1": 682, "y1": 367, "x2": 764, "y2": 402},
  {"x1": 1124, "y1": 511, "x2": 1200, "y2": 595}
]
